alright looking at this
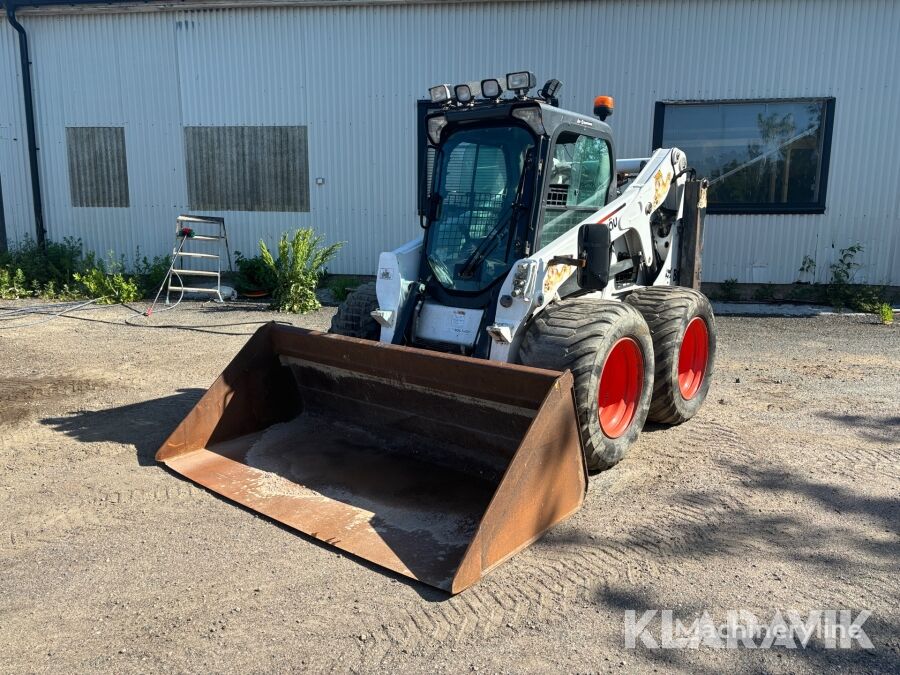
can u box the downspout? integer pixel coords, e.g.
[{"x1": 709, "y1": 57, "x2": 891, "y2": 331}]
[
  {"x1": 0, "y1": 177, "x2": 7, "y2": 252},
  {"x1": 5, "y1": 0, "x2": 46, "y2": 247}
]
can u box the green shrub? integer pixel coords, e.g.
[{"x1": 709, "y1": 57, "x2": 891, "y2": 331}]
[
  {"x1": 0, "y1": 239, "x2": 173, "y2": 302},
  {"x1": 73, "y1": 253, "x2": 140, "y2": 304},
  {"x1": 879, "y1": 303, "x2": 894, "y2": 325},
  {"x1": 720, "y1": 278, "x2": 740, "y2": 301},
  {"x1": 823, "y1": 243, "x2": 887, "y2": 312},
  {"x1": 234, "y1": 250, "x2": 277, "y2": 294},
  {"x1": 0, "y1": 236, "x2": 84, "y2": 288},
  {"x1": 826, "y1": 243, "x2": 863, "y2": 310},
  {"x1": 29, "y1": 279, "x2": 80, "y2": 301},
  {"x1": 798, "y1": 255, "x2": 816, "y2": 280},
  {"x1": 0, "y1": 267, "x2": 28, "y2": 299},
  {"x1": 327, "y1": 276, "x2": 361, "y2": 302},
  {"x1": 259, "y1": 228, "x2": 344, "y2": 313},
  {"x1": 752, "y1": 285, "x2": 775, "y2": 302},
  {"x1": 133, "y1": 249, "x2": 171, "y2": 297}
]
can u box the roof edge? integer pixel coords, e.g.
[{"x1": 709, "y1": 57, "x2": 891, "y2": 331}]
[{"x1": 9, "y1": 0, "x2": 540, "y2": 17}]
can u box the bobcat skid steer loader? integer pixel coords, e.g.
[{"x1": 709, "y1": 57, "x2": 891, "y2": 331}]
[{"x1": 158, "y1": 72, "x2": 715, "y2": 594}]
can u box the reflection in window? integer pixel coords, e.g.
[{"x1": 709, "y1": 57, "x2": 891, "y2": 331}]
[
  {"x1": 540, "y1": 133, "x2": 611, "y2": 248},
  {"x1": 654, "y1": 99, "x2": 834, "y2": 213}
]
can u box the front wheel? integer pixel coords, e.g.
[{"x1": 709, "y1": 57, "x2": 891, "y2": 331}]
[
  {"x1": 625, "y1": 287, "x2": 716, "y2": 424},
  {"x1": 329, "y1": 281, "x2": 380, "y2": 340},
  {"x1": 518, "y1": 299, "x2": 655, "y2": 471}
]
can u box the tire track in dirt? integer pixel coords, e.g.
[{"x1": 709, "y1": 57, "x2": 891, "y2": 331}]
[
  {"x1": 84, "y1": 483, "x2": 206, "y2": 507},
  {"x1": 694, "y1": 404, "x2": 899, "y2": 480},
  {"x1": 825, "y1": 444, "x2": 900, "y2": 479},
  {"x1": 642, "y1": 415, "x2": 749, "y2": 467},
  {"x1": 1, "y1": 505, "x2": 107, "y2": 551},
  {"x1": 341, "y1": 416, "x2": 763, "y2": 670},
  {"x1": 0, "y1": 375, "x2": 107, "y2": 427},
  {"x1": 0, "y1": 483, "x2": 206, "y2": 553},
  {"x1": 353, "y1": 491, "x2": 750, "y2": 670}
]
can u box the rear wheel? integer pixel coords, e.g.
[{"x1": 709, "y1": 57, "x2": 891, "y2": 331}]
[
  {"x1": 518, "y1": 299, "x2": 654, "y2": 471},
  {"x1": 329, "y1": 281, "x2": 380, "y2": 340},
  {"x1": 625, "y1": 287, "x2": 716, "y2": 424}
]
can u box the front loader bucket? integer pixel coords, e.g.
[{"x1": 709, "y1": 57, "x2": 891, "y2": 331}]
[{"x1": 157, "y1": 324, "x2": 586, "y2": 593}]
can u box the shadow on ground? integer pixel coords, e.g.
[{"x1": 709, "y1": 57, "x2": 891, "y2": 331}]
[
  {"x1": 39, "y1": 387, "x2": 449, "y2": 602},
  {"x1": 41, "y1": 388, "x2": 204, "y2": 466},
  {"x1": 574, "y1": 454, "x2": 900, "y2": 671},
  {"x1": 815, "y1": 411, "x2": 900, "y2": 444}
]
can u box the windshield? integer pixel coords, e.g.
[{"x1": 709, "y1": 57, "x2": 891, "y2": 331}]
[{"x1": 426, "y1": 125, "x2": 534, "y2": 292}]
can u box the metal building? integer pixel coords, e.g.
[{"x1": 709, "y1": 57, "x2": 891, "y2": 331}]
[{"x1": 1, "y1": 0, "x2": 898, "y2": 284}]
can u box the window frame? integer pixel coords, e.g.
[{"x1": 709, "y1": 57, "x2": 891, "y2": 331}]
[
  {"x1": 417, "y1": 99, "x2": 442, "y2": 217},
  {"x1": 423, "y1": 122, "x2": 538, "y2": 295},
  {"x1": 536, "y1": 124, "x2": 615, "y2": 249},
  {"x1": 652, "y1": 97, "x2": 836, "y2": 215}
]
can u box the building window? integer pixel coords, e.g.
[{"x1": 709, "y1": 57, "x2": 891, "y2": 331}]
[
  {"x1": 653, "y1": 98, "x2": 835, "y2": 214},
  {"x1": 66, "y1": 127, "x2": 130, "y2": 208},
  {"x1": 184, "y1": 126, "x2": 310, "y2": 212}
]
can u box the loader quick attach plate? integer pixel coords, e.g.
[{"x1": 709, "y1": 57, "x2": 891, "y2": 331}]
[{"x1": 156, "y1": 324, "x2": 587, "y2": 593}]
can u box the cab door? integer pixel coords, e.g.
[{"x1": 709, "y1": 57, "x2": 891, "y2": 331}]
[{"x1": 535, "y1": 128, "x2": 614, "y2": 251}]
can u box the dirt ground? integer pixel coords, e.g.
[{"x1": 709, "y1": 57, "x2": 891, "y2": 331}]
[{"x1": 0, "y1": 299, "x2": 897, "y2": 674}]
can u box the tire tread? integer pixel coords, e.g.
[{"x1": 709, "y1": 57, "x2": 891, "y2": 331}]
[
  {"x1": 519, "y1": 299, "x2": 652, "y2": 470},
  {"x1": 626, "y1": 287, "x2": 716, "y2": 424},
  {"x1": 329, "y1": 282, "x2": 380, "y2": 339}
]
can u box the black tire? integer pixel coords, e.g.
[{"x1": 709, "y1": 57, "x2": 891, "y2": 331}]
[
  {"x1": 625, "y1": 286, "x2": 716, "y2": 425},
  {"x1": 518, "y1": 299, "x2": 654, "y2": 471},
  {"x1": 329, "y1": 281, "x2": 380, "y2": 340}
]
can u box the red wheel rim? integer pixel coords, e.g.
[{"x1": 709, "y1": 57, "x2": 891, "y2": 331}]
[
  {"x1": 678, "y1": 317, "x2": 709, "y2": 400},
  {"x1": 598, "y1": 337, "x2": 644, "y2": 439}
]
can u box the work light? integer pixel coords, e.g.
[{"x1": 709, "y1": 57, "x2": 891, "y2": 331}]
[
  {"x1": 429, "y1": 84, "x2": 452, "y2": 104},
  {"x1": 454, "y1": 84, "x2": 473, "y2": 104},
  {"x1": 539, "y1": 78, "x2": 562, "y2": 105},
  {"x1": 506, "y1": 71, "x2": 536, "y2": 96},
  {"x1": 480, "y1": 78, "x2": 503, "y2": 99}
]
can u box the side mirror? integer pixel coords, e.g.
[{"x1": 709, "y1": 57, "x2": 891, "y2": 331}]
[{"x1": 577, "y1": 224, "x2": 611, "y2": 290}]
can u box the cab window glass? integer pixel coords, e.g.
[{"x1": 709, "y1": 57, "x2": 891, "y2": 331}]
[{"x1": 540, "y1": 133, "x2": 611, "y2": 248}]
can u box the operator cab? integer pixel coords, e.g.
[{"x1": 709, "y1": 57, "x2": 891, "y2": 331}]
[{"x1": 421, "y1": 72, "x2": 617, "y2": 313}]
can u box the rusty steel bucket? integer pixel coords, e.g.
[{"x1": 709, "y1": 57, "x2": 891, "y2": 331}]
[{"x1": 156, "y1": 323, "x2": 586, "y2": 593}]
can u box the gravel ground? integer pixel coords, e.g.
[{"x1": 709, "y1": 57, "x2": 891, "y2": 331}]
[{"x1": 0, "y1": 299, "x2": 897, "y2": 674}]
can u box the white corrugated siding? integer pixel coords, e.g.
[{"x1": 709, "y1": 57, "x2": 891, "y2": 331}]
[
  {"x1": 1, "y1": 0, "x2": 898, "y2": 282},
  {"x1": 0, "y1": 25, "x2": 34, "y2": 246}
]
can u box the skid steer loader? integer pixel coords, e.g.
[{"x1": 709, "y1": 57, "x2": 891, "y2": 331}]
[{"x1": 157, "y1": 72, "x2": 716, "y2": 594}]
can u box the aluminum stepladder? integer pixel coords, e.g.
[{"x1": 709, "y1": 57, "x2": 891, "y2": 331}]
[{"x1": 166, "y1": 215, "x2": 233, "y2": 304}]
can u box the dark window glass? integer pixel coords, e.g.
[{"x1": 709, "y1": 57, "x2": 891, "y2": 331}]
[
  {"x1": 184, "y1": 126, "x2": 309, "y2": 212},
  {"x1": 425, "y1": 125, "x2": 534, "y2": 292},
  {"x1": 66, "y1": 127, "x2": 130, "y2": 208},
  {"x1": 653, "y1": 99, "x2": 834, "y2": 214}
]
